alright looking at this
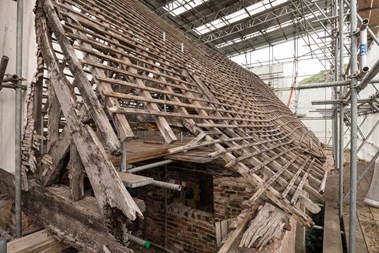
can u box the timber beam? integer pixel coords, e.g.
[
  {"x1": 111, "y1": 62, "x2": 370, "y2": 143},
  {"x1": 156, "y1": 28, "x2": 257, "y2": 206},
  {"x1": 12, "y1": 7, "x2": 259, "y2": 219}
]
[{"x1": 0, "y1": 168, "x2": 133, "y2": 253}]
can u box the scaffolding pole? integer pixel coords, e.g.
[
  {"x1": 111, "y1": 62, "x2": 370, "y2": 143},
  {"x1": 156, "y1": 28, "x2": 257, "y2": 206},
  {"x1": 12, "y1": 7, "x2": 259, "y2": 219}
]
[
  {"x1": 15, "y1": 0, "x2": 23, "y2": 239},
  {"x1": 349, "y1": 0, "x2": 358, "y2": 251},
  {"x1": 333, "y1": 0, "x2": 339, "y2": 170},
  {"x1": 338, "y1": 0, "x2": 345, "y2": 219}
]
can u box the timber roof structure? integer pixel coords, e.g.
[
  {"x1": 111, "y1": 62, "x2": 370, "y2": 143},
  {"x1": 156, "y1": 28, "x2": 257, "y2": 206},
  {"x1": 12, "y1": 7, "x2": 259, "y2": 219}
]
[{"x1": 22, "y1": 0, "x2": 327, "y2": 251}]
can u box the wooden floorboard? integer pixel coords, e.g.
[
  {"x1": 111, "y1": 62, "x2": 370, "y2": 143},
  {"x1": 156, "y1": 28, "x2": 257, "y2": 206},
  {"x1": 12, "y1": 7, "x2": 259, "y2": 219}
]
[
  {"x1": 323, "y1": 201, "x2": 343, "y2": 253},
  {"x1": 323, "y1": 150, "x2": 343, "y2": 253}
]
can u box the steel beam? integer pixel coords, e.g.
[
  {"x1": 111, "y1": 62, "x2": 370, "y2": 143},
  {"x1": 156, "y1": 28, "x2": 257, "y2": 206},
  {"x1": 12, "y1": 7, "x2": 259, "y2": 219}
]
[{"x1": 333, "y1": 0, "x2": 339, "y2": 167}]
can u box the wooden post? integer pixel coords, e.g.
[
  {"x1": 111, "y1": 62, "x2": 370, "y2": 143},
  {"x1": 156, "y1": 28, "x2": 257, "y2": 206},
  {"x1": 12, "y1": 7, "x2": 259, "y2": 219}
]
[{"x1": 68, "y1": 143, "x2": 84, "y2": 201}]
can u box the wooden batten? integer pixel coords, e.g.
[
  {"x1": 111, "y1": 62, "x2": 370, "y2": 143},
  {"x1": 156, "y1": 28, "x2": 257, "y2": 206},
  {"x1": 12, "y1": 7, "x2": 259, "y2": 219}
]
[{"x1": 18, "y1": 0, "x2": 330, "y2": 251}]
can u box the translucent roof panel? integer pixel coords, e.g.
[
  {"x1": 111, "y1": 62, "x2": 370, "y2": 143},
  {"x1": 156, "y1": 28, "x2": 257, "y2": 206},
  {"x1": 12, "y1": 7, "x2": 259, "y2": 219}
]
[
  {"x1": 194, "y1": 0, "x2": 289, "y2": 35},
  {"x1": 163, "y1": 0, "x2": 209, "y2": 16}
]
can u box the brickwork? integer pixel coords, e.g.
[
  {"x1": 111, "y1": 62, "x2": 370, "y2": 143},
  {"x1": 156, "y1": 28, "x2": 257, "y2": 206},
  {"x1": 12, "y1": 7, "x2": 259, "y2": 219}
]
[
  {"x1": 139, "y1": 166, "x2": 257, "y2": 253},
  {"x1": 143, "y1": 190, "x2": 217, "y2": 253},
  {"x1": 213, "y1": 176, "x2": 255, "y2": 221},
  {"x1": 167, "y1": 203, "x2": 216, "y2": 253}
]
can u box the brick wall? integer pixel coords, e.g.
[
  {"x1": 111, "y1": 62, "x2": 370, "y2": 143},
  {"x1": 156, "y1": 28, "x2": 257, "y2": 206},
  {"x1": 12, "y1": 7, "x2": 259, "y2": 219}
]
[
  {"x1": 167, "y1": 203, "x2": 216, "y2": 253},
  {"x1": 143, "y1": 190, "x2": 217, "y2": 253},
  {"x1": 213, "y1": 176, "x2": 255, "y2": 221},
  {"x1": 138, "y1": 165, "x2": 256, "y2": 252}
]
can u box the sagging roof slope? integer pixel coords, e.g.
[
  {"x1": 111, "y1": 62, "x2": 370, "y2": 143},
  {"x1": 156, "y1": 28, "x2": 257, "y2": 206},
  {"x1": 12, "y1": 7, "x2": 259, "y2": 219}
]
[{"x1": 31, "y1": 0, "x2": 326, "y2": 250}]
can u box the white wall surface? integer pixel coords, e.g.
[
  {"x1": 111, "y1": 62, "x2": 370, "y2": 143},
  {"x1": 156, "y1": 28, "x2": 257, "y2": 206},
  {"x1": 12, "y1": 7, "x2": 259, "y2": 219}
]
[{"x1": 0, "y1": 0, "x2": 37, "y2": 172}]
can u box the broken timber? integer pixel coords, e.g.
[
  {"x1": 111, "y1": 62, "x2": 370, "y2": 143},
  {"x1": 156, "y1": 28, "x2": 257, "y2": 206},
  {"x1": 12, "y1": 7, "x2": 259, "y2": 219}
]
[
  {"x1": 36, "y1": 2, "x2": 141, "y2": 223},
  {"x1": 19, "y1": 0, "x2": 328, "y2": 251}
]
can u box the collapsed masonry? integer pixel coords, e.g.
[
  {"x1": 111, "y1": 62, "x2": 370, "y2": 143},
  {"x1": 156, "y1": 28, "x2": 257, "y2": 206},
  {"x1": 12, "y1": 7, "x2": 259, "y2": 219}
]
[{"x1": 16, "y1": 0, "x2": 327, "y2": 252}]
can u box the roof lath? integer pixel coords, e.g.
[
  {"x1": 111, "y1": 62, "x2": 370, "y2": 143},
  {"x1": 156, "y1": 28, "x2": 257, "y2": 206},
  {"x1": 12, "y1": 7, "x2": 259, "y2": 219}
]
[{"x1": 24, "y1": 0, "x2": 327, "y2": 251}]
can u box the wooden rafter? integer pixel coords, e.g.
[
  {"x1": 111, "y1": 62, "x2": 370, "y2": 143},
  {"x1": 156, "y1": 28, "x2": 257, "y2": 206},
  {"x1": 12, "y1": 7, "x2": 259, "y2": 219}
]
[{"x1": 22, "y1": 0, "x2": 330, "y2": 251}]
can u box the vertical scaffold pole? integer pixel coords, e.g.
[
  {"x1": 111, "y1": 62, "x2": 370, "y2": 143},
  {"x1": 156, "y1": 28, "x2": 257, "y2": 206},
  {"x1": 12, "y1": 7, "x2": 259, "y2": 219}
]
[{"x1": 349, "y1": 0, "x2": 358, "y2": 251}]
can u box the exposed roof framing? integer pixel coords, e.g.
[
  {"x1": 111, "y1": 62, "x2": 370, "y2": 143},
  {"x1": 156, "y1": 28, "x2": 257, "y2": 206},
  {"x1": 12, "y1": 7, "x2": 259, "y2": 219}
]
[
  {"x1": 25, "y1": 0, "x2": 327, "y2": 251},
  {"x1": 140, "y1": 0, "x2": 332, "y2": 55}
]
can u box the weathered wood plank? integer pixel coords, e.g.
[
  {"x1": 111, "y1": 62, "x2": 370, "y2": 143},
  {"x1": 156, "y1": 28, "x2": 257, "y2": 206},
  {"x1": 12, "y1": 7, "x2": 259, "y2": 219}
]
[
  {"x1": 7, "y1": 230, "x2": 68, "y2": 253},
  {"x1": 36, "y1": 8, "x2": 141, "y2": 224},
  {"x1": 0, "y1": 168, "x2": 134, "y2": 253},
  {"x1": 240, "y1": 203, "x2": 289, "y2": 250},
  {"x1": 323, "y1": 201, "x2": 343, "y2": 253},
  {"x1": 218, "y1": 207, "x2": 257, "y2": 253},
  {"x1": 42, "y1": 0, "x2": 120, "y2": 154},
  {"x1": 118, "y1": 173, "x2": 154, "y2": 188}
]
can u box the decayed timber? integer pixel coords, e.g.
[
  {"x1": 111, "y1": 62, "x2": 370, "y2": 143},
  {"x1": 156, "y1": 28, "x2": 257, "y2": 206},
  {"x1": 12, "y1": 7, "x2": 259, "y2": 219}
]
[
  {"x1": 46, "y1": 84, "x2": 61, "y2": 151},
  {"x1": 26, "y1": 0, "x2": 329, "y2": 251},
  {"x1": 36, "y1": 4, "x2": 141, "y2": 224},
  {"x1": 38, "y1": 126, "x2": 70, "y2": 186},
  {"x1": 0, "y1": 168, "x2": 132, "y2": 253},
  {"x1": 240, "y1": 203, "x2": 290, "y2": 250},
  {"x1": 218, "y1": 206, "x2": 259, "y2": 253},
  {"x1": 23, "y1": 183, "x2": 134, "y2": 253},
  {"x1": 68, "y1": 144, "x2": 84, "y2": 201},
  {"x1": 42, "y1": 0, "x2": 120, "y2": 154}
]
